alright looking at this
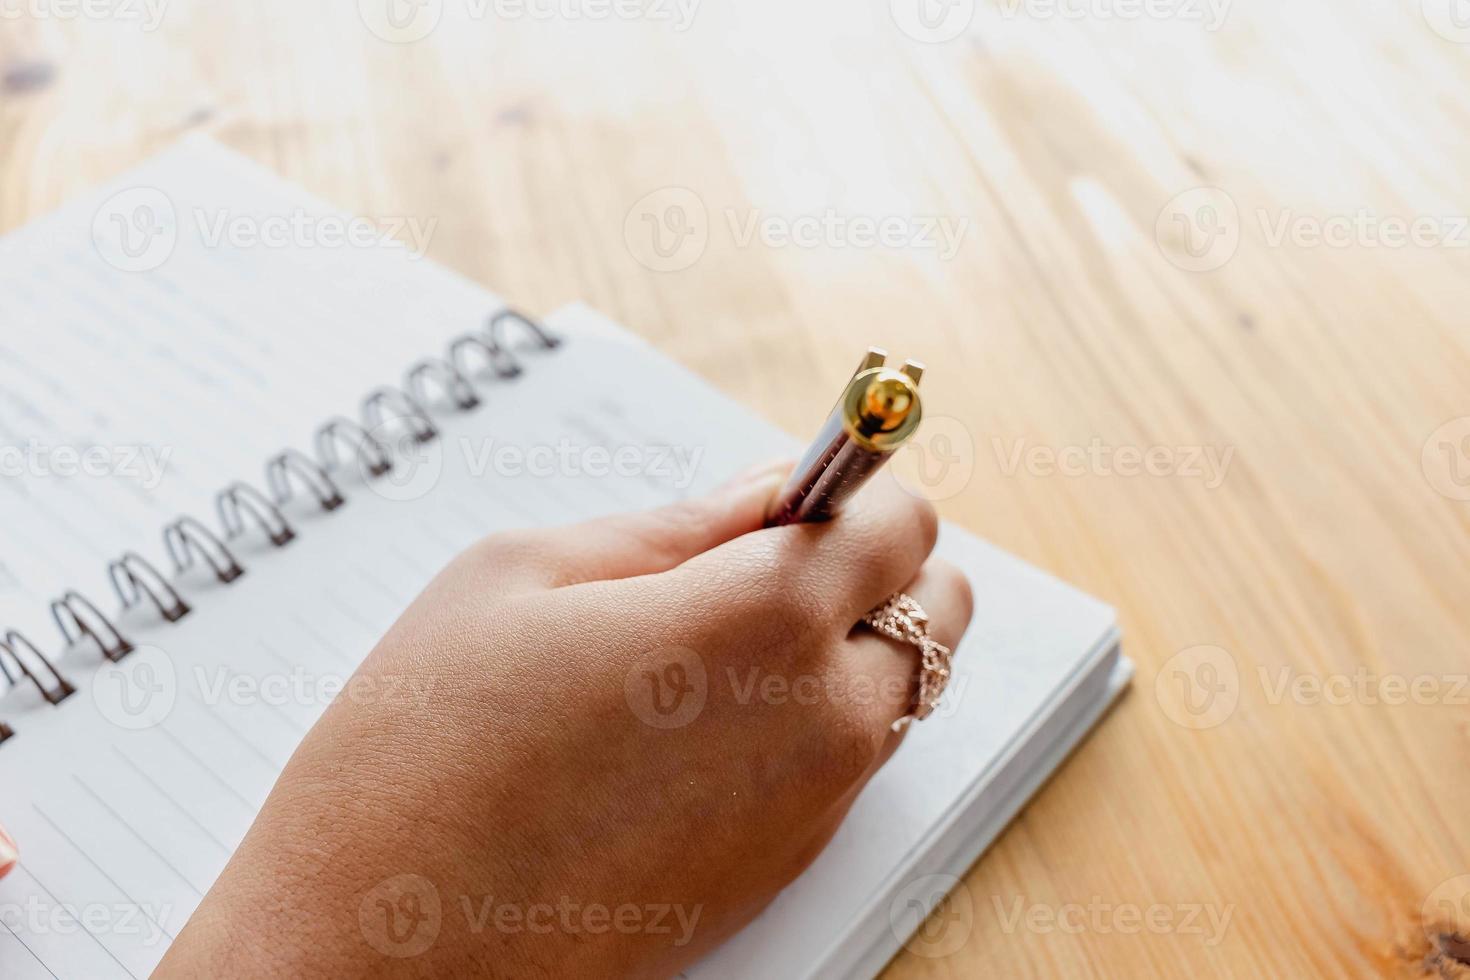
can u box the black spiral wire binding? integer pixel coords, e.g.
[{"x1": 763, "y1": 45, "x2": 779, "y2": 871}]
[
  {"x1": 165, "y1": 515, "x2": 246, "y2": 583},
  {"x1": 266, "y1": 448, "x2": 346, "y2": 512},
  {"x1": 451, "y1": 308, "x2": 560, "y2": 381},
  {"x1": 362, "y1": 387, "x2": 439, "y2": 443},
  {"x1": 0, "y1": 632, "x2": 75, "y2": 705},
  {"x1": 109, "y1": 551, "x2": 191, "y2": 622},
  {"x1": 407, "y1": 357, "x2": 480, "y2": 411},
  {"x1": 1, "y1": 307, "x2": 558, "y2": 742},
  {"x1": 449, "y1": 333, "x2": 516, "y2": 382},
  {"x1": 51, "y1": 592, "x2": 134, "y2": 662},
  {"x1": 488, "y1": 307, "x2": 561, "y2": 356},
  {"x1": 218, "y1": 482, "x2": 297, "y2": 547},
  {"x1": 316, "y1": 416, "x2": 394, "y2": 478}
]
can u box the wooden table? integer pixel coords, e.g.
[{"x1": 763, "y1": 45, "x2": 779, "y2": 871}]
[{"x1": 3, "y1": 1, "x2": 1468, "y2": 975}]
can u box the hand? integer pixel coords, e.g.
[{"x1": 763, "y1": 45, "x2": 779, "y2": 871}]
[{"x1": 156, "y1": 460, "x2": 973, "y2": 978}]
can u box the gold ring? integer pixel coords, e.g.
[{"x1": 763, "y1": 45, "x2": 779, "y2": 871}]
[{"x1": 862, "y1": 592, "x2": 954, "y2": 730}]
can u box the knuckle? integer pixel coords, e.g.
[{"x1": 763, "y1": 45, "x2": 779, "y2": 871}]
[
  {"x1": 818, "y1": 702, "x2": 882, "y2": 787},
  {"x1": 932, "y1": 558, "x2": 975, "y2": 627},
  {"x1": 468, "y1": 529, "x2": 548, "y2": 570},
  {"x1": 620, "y1": 502, "x2": 706, "y2": 564},
  {"x1": 908, "y1": 497, "x2": 940, "y2": 557}
]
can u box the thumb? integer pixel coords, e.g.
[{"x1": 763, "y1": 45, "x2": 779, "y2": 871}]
[{"x1": 0, "y1": 824, "x2": 16, "y2": 880}]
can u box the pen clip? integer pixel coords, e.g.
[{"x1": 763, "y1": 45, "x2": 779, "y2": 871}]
[{"x1": 852, "y1": 347, "x2": 887, "y2": 380}]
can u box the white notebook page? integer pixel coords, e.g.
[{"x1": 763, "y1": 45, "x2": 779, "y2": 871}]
[{"x1": 0, "y1": 142, "x2": 1119, "y2": 979}]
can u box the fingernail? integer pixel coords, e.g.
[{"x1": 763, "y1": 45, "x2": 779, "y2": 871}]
[{"x1": 0, "y1": 826, "x2": 17, "y2": 877}]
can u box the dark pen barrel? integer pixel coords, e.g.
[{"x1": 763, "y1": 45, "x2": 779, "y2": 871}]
[{"x1": 765, "y1": 350, "x2": 925, "y2": 528}]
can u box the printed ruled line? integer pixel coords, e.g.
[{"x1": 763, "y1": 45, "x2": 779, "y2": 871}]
[
  {"x1": 189, "y1": 709, "x2": 281, "y2": 770},
  {"x1": 154, "y1": 727, "x2": 255, "y2": 811},
  {"x1": 217, "y1": 668, "x2": 310, "y2": 735},
  {"x1": 288, "y1": 612, "x2": 355, "y2": 669},
  {"x1": 412, "y1": 515, "x2": 463, "y2": 556},
  {"x1": 29, "y1": 803, "x2": 177, "y2": 943},
  {"x1": 111, "y1": 747, "x2": 233, "y2": 855},
  {"x1": 19, "y1": 866, "x2": 139, "y2": 980},
  {"x1": 385, "y1": 544, "x2": 433, "y2": 581},
  {"x1": 0, "y1": 914, "x2": 60, "y2": 980},
  {"x1": 71, "y1": 776, "x2": 205, "y2": 898},
  {"x1": 355, "y1": 565, "x2": 407, "y2": 604},
  {"x1": 323, "y1": 590, "x2": 382, "y2": 640}
]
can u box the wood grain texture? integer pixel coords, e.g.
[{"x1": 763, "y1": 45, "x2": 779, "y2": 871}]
[{"x1": 2, "y1": 1, "x2": 1468, "y2": 975}]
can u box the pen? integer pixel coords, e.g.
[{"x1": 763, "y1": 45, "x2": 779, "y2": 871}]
[{"x1": 765, "y1": 348, "x2": 925, "y2": 527}]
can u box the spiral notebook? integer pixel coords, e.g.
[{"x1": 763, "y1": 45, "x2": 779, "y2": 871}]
[{"x1": 0, "y1": 138, "x2": 1129, "y2": 979}]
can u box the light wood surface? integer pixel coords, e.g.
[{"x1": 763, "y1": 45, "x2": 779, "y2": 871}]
[{"x1": 4, "y1": 1, "x2": 1469, "y2": 975}]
